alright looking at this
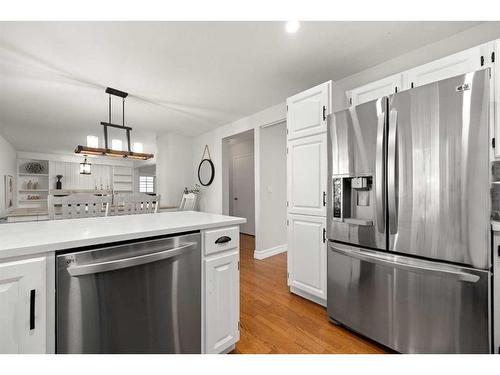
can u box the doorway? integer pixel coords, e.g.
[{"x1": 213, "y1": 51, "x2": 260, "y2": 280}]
[{"x1": 222, "y1": 130, "x2": 255, "y2": 235}]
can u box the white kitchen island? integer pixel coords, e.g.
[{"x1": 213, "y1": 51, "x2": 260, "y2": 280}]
[{"x1": 0, "y1": 211, "x2": 245, "y2": 354}]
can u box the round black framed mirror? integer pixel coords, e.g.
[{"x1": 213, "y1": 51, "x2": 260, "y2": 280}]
[{"x1": 198, "y1": 158, "x2": 215, "y2": 186}]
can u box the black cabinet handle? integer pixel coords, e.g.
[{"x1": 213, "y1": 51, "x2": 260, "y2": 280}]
[
  {"x1": 215, "y1": 236, "x2": 231, "y2": 244},
  {"x1": 30, "y1": 289, "x2": 35, "y2": 330},
  {"x1": 323, "y1": 228, "x2": 326, "y2": 243},
  {"x1": 322, "y1": 105, "x2": 327, "y2": 121},
  {"x1": 323, "y1": 191, "x2": 326, "y2": 206}
]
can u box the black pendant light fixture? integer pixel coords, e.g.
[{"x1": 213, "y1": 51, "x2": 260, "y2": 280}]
[
  {"x1": 80, "y1": 156, "x2": 91, "y2": 175},
  {"x1": 75, "y1": 87, "x2": 154, "y2": 160}
]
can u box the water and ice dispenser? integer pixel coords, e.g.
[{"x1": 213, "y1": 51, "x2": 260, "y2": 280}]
[{"x1": 332, "y1": 176, "x2": 374, "y2": 226}]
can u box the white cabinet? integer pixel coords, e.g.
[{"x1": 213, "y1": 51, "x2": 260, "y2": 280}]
[
  {"x1": 204, "y1": 250, "x2": 239, "y2": 354},
  {"x1": 287, "y1": 214, "x2": 327, "y2": 305},
  {"x1": 494, "y1": 40, "x2": 500, "y2": 159},
  {"x1": 0, "y1": 256, "x2": 46, "y2": 353},
  {"x1": 287, "y1": 133, "x2": 327, "y2": 217},
  {"x1": 403, "y1": 45, "x2": 486, "y2": 89},
  {"x1": 286, "y1": 81, "x2": 331, "y2": 140},
  {"x1": 348, "y1": 73, "x2": 402, "y2": 106}
]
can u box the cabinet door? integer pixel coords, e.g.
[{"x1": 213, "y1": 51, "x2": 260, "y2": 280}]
[
  {"x1": 287, "y1": 133, "x2": 327, "y2": 216},
  {"x1": 287, "y1": 81, "x2": 331, "y2": 140},
  {"x1": 0, "y1": 257, "x2": 46, "y2": 354},
  {"x1": 403, "y1": 45, "x2": 486, "y2": 89},
  {"x1": 348, "y1": 73, "x2": 402, "y2": 106},
  {"x1": 204, "y1": 251, "x2": 239, "y2": 354},
  {"x1": 288, "y1": 214, "x2": 327, "y2": 303},
  {"x1": 494, "y1": 40, "x2": 500, "y2": 159}
]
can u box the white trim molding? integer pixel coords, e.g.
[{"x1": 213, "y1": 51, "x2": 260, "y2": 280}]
[{"x1": 253, "y1": 244, "x2": 287, "y2": 260}]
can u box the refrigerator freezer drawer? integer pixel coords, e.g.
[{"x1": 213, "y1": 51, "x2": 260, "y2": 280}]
[{"x1": 327, "y1": 242, "x2": 490, "y2": 353}]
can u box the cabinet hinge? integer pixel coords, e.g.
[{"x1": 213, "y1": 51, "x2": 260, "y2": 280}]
[
  {"x1": 493, "y1": 138, "x2": 496, "y2": 149},
  {"x1": 410, "y1": 82, "x2": 414, "y2": 88},
  {"x1": 492, "y1": 51, "x2": 496, "y2": 63},
  {"x1": 481, "y1": 55, "x2": 485, "y2": 66},
  {"x1": 238, "y1": 321, "x2": 240, "y2": 331}
]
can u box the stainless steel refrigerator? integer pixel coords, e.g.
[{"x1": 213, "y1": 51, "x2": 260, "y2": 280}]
[{"x1": 326, "y1": 69, "x2": 492, "y2": 353}]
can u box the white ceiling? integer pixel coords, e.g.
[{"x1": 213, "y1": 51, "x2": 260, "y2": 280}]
[{"x1": 0, "y1": 21, "x2": 483, "y2": 154}]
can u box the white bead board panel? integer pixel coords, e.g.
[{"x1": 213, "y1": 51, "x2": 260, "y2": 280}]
[{"x1": 50, "y1": 161, "x2": 112, "y2": 190}]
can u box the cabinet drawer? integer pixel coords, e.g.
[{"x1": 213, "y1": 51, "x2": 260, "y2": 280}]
[{"x1": 204, "y1": 226, "x2": 239, "y2": 256}]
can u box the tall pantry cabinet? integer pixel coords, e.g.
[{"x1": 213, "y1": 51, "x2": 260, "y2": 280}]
[{"x1": 286, "y1": 81, "x2": 331, "y2": 306}]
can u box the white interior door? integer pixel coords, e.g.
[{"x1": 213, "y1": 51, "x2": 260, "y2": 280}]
[{"x1": 231, "y1": 153, "x2": 255, "y2": 235}]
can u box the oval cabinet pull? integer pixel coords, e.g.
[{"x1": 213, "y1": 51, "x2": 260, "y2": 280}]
[{"x1": 215, "y1": 236, "x2": 231, "y2": 244}]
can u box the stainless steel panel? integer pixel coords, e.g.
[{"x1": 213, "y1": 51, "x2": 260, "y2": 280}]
[
  {"x1": 327, "y1": 97, "x2": 387, "y2": 250},
  {"x1": 388, "y1": 70, "x2": 490, "y2": 268},
  {"x1": 327, "y1": 242, "x2": 490, "y2": 353},
  {"x1": 57, "y1": 233, "x2": 201, "y2": 354}
]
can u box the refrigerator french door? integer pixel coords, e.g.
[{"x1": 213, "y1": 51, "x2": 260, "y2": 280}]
[{"x1": 327, "y1": 69, "x2": 492, "y2": 353}]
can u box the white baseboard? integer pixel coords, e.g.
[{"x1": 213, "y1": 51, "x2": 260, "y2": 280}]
[
  {"x1": 290, "y1": 286, "x2": 327, "y2": 307},
  {"x1": 253, "y1": 244, "x2": 287, "y2": 260}
]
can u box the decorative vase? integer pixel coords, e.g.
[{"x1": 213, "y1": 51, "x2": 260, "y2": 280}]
[{"x1": 56, "y1": 175, "x2": 63, "y2": 190}]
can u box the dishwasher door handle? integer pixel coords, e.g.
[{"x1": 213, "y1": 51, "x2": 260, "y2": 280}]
[{"x1": 67, "y1": 242, "x2": 196, "y2": 277}]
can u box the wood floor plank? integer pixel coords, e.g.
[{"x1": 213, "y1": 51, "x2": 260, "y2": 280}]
[{"x1": 233, "y1": 234, "x2": 387, "y2": 354}]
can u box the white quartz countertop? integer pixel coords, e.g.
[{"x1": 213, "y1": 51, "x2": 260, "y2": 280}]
[{"x1": 0, "y1": 211, "x2": 246, "y2": 260}]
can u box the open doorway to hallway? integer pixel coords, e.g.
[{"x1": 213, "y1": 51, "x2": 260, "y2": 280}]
[
  {"x1": 222, "y1": 130, "x2": 255, "y2": 235},
  {"x1": 254, "y1": 121, "x2": 287, "y2": 260}
]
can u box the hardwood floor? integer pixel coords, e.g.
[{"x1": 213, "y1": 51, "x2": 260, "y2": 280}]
[{"x1": 233, "y1": 234, "x2": 386, "y2": 354}]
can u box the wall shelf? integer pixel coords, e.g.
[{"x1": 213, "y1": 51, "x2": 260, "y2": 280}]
[{"x1": 17, "y1": 158, "x2": 50, "y2": 209}]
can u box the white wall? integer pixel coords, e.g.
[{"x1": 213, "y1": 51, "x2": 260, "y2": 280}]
[
  {"x1": 50, "y1": 161, "x2": 112, "y2": 190},
  {"x1": 17, "y1": 151, "x2": 134, "y2": 191},
  {"x1": 156, "y1": 132, "x2": 194, "y2": 207},
  {"x1": 0, "y1": 133, "x2": 17, "y2": 217},
  {"x1": 193, "y1": 103, "x2": 285, "y2": 214},
  {"x1": 258, "y1": 122, "x2": 287, "y2": 253}
]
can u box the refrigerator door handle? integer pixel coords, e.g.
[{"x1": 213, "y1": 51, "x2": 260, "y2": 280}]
[
  {"x1": 330, "y1": 243, "x2": 480, "y2": 283},
  {"x1": 388, "y1": 109, "x2": 398, "y2": 234},
  {"x1": 375, "y1": 112, "x2": 385, "y2": 233}
]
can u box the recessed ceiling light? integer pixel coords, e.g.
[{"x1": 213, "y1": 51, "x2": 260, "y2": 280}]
[{"x1": 285, "y1": 21, "x2": 300, "y2": 34}]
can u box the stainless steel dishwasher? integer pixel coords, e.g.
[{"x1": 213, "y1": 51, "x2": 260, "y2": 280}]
[{"x1": 56, "y1": 232, "x2": 201, "y2": 354}]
